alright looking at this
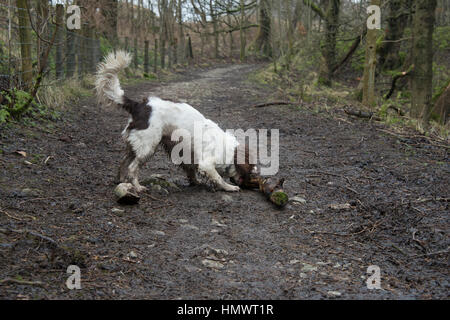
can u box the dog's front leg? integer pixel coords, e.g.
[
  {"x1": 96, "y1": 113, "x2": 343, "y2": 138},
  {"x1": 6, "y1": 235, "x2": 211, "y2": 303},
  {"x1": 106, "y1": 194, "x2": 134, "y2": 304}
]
[
  {"x1": 128, "y1": 158, "x2": 147, "y2": 192},
  {"x1": 118, "y1": 145, "x2": 136, "y2": 183},
  {"x1": 199, "y1": 164, "x2": 240, "y2": 192}
]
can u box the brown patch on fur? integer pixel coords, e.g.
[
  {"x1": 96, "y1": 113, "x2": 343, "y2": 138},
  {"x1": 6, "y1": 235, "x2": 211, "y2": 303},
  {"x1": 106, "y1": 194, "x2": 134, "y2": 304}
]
[
  {"x1": 122, "y1": 97, "x2": 152, "y2": 131},
  {"x1": 233, "y1": 145, "x2": 258, "y2": 188},
  {"x1": 117, "y1": 143, "x2": 136, "y2": 183},
  {"x1": 161, "y1": 135, "x2": 199, "y2": 185}
]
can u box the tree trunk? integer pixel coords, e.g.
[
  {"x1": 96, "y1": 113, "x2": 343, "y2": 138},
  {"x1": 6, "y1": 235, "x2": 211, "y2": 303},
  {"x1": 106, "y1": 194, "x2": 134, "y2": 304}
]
[
  {"x1": 55, "y1": 4, "x2": 64, "y2": 79},
  {"x1": 378, "y1": 0, "x2": 411, "y2": 71},
  {"x1": 362, "y1": 0, "x2": 381, "y2": 108},
  {"x1": 186, "y1": 34, "x2": 193, "y2": 62},
  {"x1": 134, "y1": 37, "x2": 139, "y2": 69},
  {"x1": 17, "y1": 0, "x2": 33, "y2": 90},
  {"x1": 177, "y1": 0, "x2": 185, "y2": 65},
  {"x1": 105, "y1": 0, "x2": 119, "y2": 47},
  {"x1": 433, "y1": 83, "x2": 450, "y2": 124},
  {"x1": 239, "y1": 0, "x2": 246, "y2": 61},
  {"x1": 410, "y1": 0, "x2": 437, "y2": 130},
  {"x1": 319, "y1": 0, "x2": 340, "y2": 87},
  {"x1": 254, "y1": 0, "x2": 272, "y2": 57},
  {"x1": 144, "y1": 40, "x2": 149, "y2": 74},
  {"x1": 154, "y1": 38, "x2": 158, "y2": 73},
  {"x1": 36, "y1": 0, "x2": 49, "y2": 73}
]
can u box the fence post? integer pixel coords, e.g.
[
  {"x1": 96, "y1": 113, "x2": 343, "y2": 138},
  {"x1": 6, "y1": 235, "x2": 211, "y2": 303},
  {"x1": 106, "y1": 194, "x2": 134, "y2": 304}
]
[
  {"x1": 66, "y1": 29, "x2": 76, "y2": 78},
  {"x1": 160, "y1": 39, "x2": 166, "y2": 69},
  {"x1": 173, "y1": 39, "x2": 178, "y2": 66},
  {"x1": 186, "y1": 34, "x2": 193, "y2": 64},
  {"x1": 88, "y1": 28, "x2": 96, "y2": 74},
  {"x1": 154, "y1": 38, "x2": 158, "y2": 74},
  {"x1": 36, "y1": 0, "x2": 49, "y2": 73},
  {"x1": 55, "y1": 4, "x2": 64, "y2": 79},
  {"x1": 144, "y1": 40, "x2": 149, "y2": 74},
  {"x1": 133, "y1": 38, "x2": 138, "y2": 69},
  {"x1": 168, "y1": 42, "x2": 172, "y2": 69},
  {"x1": 17, "y1": 0, "x2": 33, "y2": 90}
]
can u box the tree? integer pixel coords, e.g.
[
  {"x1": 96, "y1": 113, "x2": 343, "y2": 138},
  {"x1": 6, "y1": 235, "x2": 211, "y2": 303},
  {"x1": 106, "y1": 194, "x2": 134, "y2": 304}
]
[
  {"x1": 378, "y1": 0, "x2": 411, "y2": 71},
  {"x1": 254, "y1": 0, "x2": 272, "y2": 57},
  {"x1": 410, "y1": 0, "x2": 437, "y2": 130},
  {"x1": 17, "y1": 0, "x2": 33, "y2": 90},
  {"x1": 305, "y1": 0, "x2": 341, "y2": 86},
  {"x1": 362, "y1": 0, "x2": 380, "y2": 108}
]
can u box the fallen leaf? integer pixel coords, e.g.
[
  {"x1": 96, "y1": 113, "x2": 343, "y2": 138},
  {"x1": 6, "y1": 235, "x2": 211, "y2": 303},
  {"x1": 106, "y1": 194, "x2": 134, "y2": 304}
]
[{"x1": 15, "y1": 151, "x2": 27, "y2": 157}]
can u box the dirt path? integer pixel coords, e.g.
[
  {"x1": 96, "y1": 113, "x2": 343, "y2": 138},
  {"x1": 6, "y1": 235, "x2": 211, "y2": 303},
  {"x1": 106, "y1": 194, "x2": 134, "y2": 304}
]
[{"x1": 0, "y1": 64, "x2": 448, "y2": 299}]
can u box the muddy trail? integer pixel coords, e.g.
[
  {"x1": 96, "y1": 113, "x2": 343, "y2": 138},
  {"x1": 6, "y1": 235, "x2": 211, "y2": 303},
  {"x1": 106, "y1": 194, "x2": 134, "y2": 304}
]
[{"x1": 0, "y1": 64, "x2": 448, "y2": 299}]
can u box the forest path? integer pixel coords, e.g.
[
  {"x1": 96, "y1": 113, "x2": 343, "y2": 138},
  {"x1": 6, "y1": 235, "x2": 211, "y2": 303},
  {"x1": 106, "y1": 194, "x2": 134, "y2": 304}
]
[{"x1": 0, "y1": 64, "x2": 448, "y2": 299}]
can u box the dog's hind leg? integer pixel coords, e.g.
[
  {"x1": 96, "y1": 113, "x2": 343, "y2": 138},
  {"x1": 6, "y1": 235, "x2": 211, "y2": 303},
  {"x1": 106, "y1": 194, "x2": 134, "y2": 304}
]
[{"x1": 181, "y1": 164, "x2": 199, "y2": 185}]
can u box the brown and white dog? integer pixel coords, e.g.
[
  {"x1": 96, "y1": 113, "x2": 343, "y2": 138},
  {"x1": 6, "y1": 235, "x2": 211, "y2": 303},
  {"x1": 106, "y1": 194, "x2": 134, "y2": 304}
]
[{"x1": 95, "y1": 51, "x2": 258, "y2": 192}]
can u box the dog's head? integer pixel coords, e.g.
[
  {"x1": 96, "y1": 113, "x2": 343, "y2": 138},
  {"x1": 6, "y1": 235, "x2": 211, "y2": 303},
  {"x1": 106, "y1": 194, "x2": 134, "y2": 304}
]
[{"x1": 231, "y1": 145, "x2": 260, "y2": 189}]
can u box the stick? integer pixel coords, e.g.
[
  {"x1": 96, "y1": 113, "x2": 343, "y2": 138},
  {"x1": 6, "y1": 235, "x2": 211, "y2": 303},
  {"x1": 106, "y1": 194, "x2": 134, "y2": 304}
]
[
  {"x1": 0, "y1": 278, "x2": 44, "y2": 286},
  {"x1": 384, "y1": 65, "x2": 414, "y2": 100},
  {"x1": 252, "y1": 101, "x2": 296, "y2": 108},
  {"x1": 344, "y1": 108, "x2": 381, "y2": 121}
]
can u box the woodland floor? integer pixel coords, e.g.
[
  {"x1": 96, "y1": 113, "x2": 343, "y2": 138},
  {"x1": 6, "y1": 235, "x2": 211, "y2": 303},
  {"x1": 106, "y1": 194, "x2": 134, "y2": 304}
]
[{"x1": 0, "y1": 64, "x2": 448, "y2": 299}]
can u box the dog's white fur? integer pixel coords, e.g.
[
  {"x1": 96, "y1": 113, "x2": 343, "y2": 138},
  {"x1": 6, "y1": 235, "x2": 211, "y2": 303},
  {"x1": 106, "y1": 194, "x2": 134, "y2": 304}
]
[{"x1": 96, "y1": 51, "x2": 247, "y2": 192}]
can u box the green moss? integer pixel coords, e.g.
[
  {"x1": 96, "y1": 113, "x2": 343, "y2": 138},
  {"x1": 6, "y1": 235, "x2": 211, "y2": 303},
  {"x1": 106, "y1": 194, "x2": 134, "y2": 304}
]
[{"x1": 270, "y1": 191, "x2": 289, "y2": 207}]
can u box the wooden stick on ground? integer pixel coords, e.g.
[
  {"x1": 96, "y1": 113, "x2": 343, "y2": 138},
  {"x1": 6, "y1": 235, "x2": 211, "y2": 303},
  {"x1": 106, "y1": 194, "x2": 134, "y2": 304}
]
[
  {"x1": 242, "y1": 176, "x2": 289, "y2": 208},
  {"x1": 252, "y1": 101, "x2": 296, "y2": 108},
  {"x1": 344, "y1": 108, "x2": 382, "y2": 121}
]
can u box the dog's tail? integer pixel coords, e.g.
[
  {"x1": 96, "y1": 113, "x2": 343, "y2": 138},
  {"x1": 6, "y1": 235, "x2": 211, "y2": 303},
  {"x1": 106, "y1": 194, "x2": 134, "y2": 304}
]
[{"x1": 95, "y1": 50, "x2": 132, "y2": 108}]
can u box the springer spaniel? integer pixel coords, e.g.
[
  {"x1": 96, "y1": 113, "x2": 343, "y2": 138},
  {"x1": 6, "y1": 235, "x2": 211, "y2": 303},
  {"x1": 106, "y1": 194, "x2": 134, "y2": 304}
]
[{"x1": 95, "y1": 51, "x2": 258, "y2": 192}]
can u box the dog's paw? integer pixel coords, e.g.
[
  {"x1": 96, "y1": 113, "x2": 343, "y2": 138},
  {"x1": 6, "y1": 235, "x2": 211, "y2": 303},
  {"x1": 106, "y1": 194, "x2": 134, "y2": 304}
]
[
  {"x1": 135, "y1": 185, "x2": 148, "y2": 193},
  {"x1": 223, "y1": 185, "x2": 240, "y2": 192}
]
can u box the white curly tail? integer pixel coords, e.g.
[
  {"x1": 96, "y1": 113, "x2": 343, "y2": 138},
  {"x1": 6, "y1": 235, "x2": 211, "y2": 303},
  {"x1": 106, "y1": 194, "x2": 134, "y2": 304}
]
[{"x1": 95, "y1": 50, "x2": 132, "y2": 107}]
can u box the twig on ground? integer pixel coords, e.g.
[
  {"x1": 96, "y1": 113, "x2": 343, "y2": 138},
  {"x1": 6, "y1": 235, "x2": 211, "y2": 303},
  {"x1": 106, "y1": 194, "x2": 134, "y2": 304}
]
[
  {"x1": 251, "y1": 101, "x2": 296, "y2": 108},
  {"x1": 344, "y1": 108, "x2": 382, "y2": 121},
  {"x1": 0, "y1": 209, "x2": 24, "y2": 221},
  {"x1": 0, "y1": 278, "x2": 44, "y2": 286},
  {"x1": 410, "y1": 249, "x2": 449, "y2": 259}
]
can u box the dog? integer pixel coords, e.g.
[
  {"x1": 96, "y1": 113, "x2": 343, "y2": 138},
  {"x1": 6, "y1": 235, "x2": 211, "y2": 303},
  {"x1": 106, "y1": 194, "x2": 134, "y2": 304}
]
[{"x1": 95, "y1": 51, "x2": 258, "y2": 192}]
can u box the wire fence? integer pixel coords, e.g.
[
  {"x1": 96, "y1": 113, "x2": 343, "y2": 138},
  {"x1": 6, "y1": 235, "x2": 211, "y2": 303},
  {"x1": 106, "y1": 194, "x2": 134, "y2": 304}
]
[
  {"x1": 0, "y1": 1, "x2": 105, "y2": 91},
  {"x1": 0, "y1": 0, "x2": 169, "y2": 94}
]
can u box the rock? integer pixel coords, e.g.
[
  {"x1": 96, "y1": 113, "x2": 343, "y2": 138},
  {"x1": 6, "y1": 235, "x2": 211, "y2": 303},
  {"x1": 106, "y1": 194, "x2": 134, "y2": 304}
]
[
  {"x1": 179, "y1": 219, "x2": 189, "y2": 224},
  {"x1": 114, "y1": 183, "x2": 140, "y2": 205},
  {"x1": 181, "y1": 224, "x2": 200, "y2": 231},
  {"x1": 329, "y1": 203, "x2": 351, "y2": 210},
  {"x1": 299, "y1": 273, "x2": 308, "y2": 279},
  {"x1": 202, "y1": 259, "x2": 224, "y2": 269},
  {"x1": 211, "y1": 219, "x2": 227, "y2": 228},
  {"x1": 289, "y1": 259, "x2": 301, "y2": 265},
  {"x1": 184, "y1": 265, "x2": 202, "y2": 273},
  {"x1": 111, "y1": 208, "x2": 125, "y2": 214},
  {"x1": 221, "y1": 195, "x2": 233, "y2": 203},
  {"x1": 327, "y1": 291, "x2": 342, "y2": 297},
  {"x1": 128, "y1": 251, "x2": 138, "y2": 259},
  {"x1": 20, "y1": 188, "x2": 40, "y2": 197},
  {"x1": 291, "y1": 196, "x2": 307, "y2": 204},
  {"x1": 301, "y1": 263, "x2": 318, "y2": 272},
  {"x1": 153, "y1": 230, "x2": 166, "y2": 236}
]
